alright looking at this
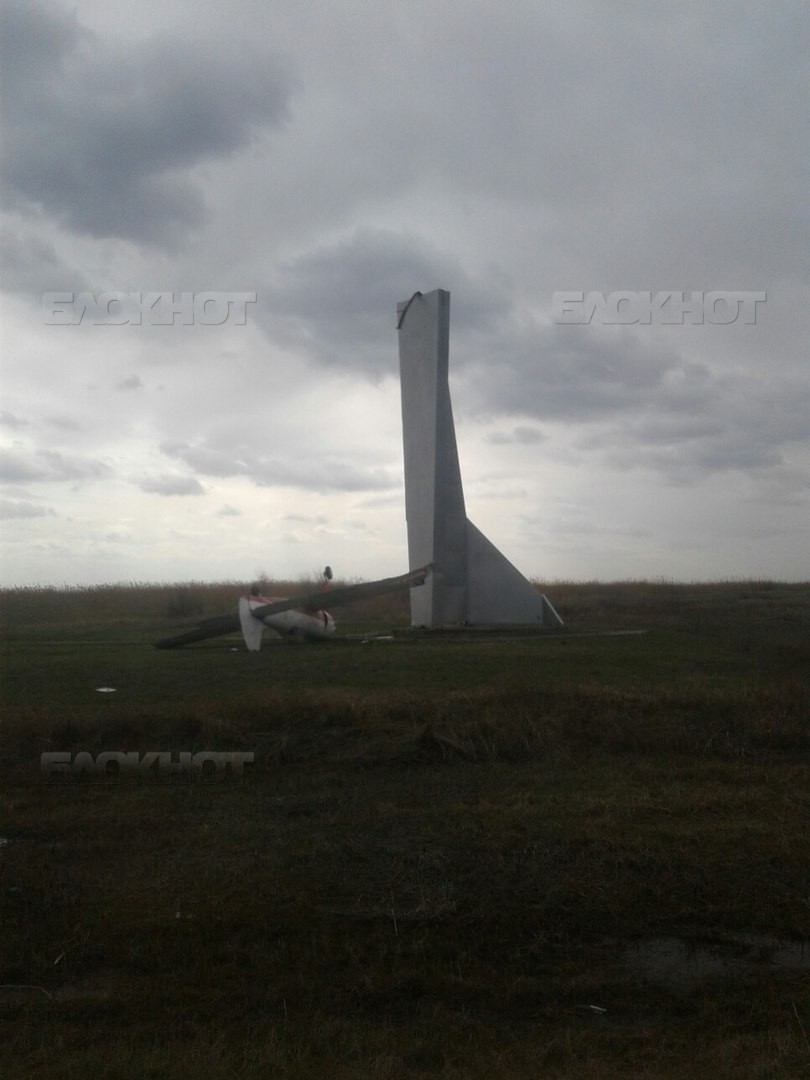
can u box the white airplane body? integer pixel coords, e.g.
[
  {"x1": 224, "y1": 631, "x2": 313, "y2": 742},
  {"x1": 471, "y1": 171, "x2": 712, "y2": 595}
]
[{"x1": 238, "y1": 593, "x2": 336, "y2": 650}]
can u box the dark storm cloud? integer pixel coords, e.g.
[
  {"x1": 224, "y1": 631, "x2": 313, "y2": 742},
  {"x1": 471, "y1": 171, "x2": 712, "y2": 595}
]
[
  {"x1": 262, "y1": 228, "x2": 510, "y2": 377},
  {"x1": 0, "y1": 0, "x2": 296, "y2": 245}
]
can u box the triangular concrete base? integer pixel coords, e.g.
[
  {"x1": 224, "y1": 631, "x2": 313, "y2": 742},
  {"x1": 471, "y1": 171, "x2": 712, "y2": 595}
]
[{"x1": 466, "y1": 520, "x2": 562, "y2": 626}]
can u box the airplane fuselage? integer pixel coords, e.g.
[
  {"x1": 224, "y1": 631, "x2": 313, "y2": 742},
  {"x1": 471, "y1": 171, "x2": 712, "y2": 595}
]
[{"x1": 240, "y1": 595, "x2": 336, "y2": 649}]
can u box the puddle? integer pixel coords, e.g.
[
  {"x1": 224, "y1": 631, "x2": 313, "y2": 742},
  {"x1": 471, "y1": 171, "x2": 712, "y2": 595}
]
[{"x1": 623, "y1": 936, "x2": 809, "y2": 989}]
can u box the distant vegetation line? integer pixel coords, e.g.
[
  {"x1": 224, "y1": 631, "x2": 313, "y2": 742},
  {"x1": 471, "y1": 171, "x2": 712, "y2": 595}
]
[{"x1": 0, "y1": 578, "x2": 807, "y2": 640}]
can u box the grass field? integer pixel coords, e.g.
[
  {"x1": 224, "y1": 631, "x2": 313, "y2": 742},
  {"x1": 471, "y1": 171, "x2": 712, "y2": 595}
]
[{"x1": 1, "y1": 579, "x2": 809, "y2": 1078}]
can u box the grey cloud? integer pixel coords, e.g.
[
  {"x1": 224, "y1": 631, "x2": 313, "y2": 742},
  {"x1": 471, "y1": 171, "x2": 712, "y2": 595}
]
[
  {"x1": 46, "y1": 415, "x2": 82, "y2": 431},
  {"x1": 0, "y1": 411, "x2": 30, "y2": 429},
  {"x1": 285, "y1": 5, "x2": 806, "y2": 287},
  {"x1": 161, "y1": 438, "x2": 396, "y2": 494},
  {"x1": 466, "y1": 323, "x2": 681, "y2": 422},
  {"x1": 159, "y1": 441, "x2": 248, "y2": 479},
  {"x1": 0, "y1": 1, "x2": 296, "y2": 245},
  {"x1": 282, "y1": 514, "x2": 328, "y2": 525},
  {"x1": 262, "y1": 228, "x2": 510, "y2": 377},
  {"x1": 486, "y1": 426, "x2": 546, "y2": 446},
  {"x1": 254, "y1": 460, "x2": 395, "y2": 494},
  {"x1": 462, "y1": 317, "x2": 809, "y2": 485},
  {"x1": 0, "y1": 224, "x2": 91, "y2": 298},
  {"x1": 137, "y1": 475, "x2": 206, "y2": 496},
  {"x1": 474, "y1": 13, "x2": 806, "y2": 278},
  {"x1": 0, "y1": 446, "x2": 109, "y2": 483},
  {"x1": 602, "y1": 436, "x2": 785, "y2": 487},
  {"x1": 576, "y1": 375, "x2": 809, "y2": 486},
  {"x1": 622, "y1": 416, "x2": 725, "y2": 446},
  {"x1": 0, "y1": 499, "x2": 55, "y2": 519},
  {"x1": 117, "y1": 375, "x2": 144, "y2": 392},
  {"x1": 0, "y1": 0, "x2": 88, "y2": 109}
]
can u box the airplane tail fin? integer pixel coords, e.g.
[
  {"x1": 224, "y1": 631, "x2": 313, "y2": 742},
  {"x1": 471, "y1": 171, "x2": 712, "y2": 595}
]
[{"x1": 238, "y1": 597, "x2": 264, "y2": 652}]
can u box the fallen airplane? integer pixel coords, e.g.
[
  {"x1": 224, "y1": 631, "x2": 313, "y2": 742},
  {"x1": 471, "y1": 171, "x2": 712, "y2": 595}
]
[{"x1": 154, "y1": 565, "x2": 432, "y2": 651}]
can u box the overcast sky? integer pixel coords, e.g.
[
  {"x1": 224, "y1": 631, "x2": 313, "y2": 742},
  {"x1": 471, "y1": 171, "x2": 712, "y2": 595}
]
[{"x1": 1, "y1": 0, "x2": 808, "y2": 588}]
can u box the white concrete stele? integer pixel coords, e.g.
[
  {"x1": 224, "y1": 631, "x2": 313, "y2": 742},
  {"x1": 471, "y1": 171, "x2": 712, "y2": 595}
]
[{"x1": 397, "y1": 289, "x2": 562, "y2": 628}]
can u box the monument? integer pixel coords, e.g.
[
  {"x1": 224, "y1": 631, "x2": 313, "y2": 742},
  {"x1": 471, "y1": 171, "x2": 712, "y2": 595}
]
[{"x1": 397, "y1": 289, "x2": 562, "y2": 629}]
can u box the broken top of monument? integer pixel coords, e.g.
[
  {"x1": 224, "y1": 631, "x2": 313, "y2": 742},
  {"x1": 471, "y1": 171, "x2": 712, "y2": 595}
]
[{"x1": 397, "y1": 289, "x2": 562, "y2": 629}]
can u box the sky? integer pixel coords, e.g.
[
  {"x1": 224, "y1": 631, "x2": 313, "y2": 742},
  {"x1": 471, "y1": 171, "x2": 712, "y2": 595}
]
[{"x1": 1, "y1": 0, "x2": 808, "y2": 587}]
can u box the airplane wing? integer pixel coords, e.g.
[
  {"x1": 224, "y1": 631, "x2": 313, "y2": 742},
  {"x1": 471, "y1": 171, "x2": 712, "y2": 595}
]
[
  {"x1": 247, "y1": 564, "x2": 432, "y2": 621},
  {"x1": 154, "y1": 564, "x2": 432, "y2": 649},
  {"x1": 154, "y1": 613, "x2": 241, "y2": 649}
]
